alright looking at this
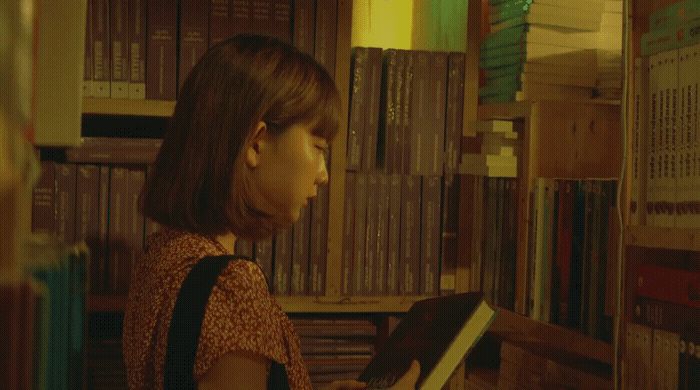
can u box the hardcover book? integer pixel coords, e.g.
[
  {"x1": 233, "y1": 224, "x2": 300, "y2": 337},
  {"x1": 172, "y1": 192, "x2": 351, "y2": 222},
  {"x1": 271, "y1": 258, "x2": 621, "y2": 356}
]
[{"x1": 358, "y1": 292, "x2": 496, "y2": 389}]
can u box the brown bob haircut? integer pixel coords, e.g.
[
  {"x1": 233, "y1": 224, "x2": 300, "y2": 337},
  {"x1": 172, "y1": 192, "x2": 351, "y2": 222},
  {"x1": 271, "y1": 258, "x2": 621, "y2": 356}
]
[{"x1": 141, "y1": 34, "x2": 341, "y2": 240}]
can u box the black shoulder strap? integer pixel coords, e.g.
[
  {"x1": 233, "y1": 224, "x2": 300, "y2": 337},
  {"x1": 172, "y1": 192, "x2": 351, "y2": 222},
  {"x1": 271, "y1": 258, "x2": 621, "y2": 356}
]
[{"x1": 163, "y1": 255, "x2": 289, "y2": 390}]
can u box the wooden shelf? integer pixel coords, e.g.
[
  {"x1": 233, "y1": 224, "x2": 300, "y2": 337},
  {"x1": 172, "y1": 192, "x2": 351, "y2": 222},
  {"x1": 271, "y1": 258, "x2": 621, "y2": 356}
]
[
  {"x1": 275, "y1": 295, "x2": 432, "y2": 313},
  {"x1": 88, "y1": 295, "x2": 433, "y2": 314},
  {"x1": 489, "y1": 307, "x2": 613, "y2": 365},
  {"x1": 82, "y1": 97, "x2": 175, "y2": 117},
  {"x1": 477, "y1": 101, "x2": 532, "y2": 121},
  {"x1": 477, "y1": 99, "x2": 620, "y2": 121},
  {"x1": 625, "y1": 225, "x2": 700, "y2": 252}
]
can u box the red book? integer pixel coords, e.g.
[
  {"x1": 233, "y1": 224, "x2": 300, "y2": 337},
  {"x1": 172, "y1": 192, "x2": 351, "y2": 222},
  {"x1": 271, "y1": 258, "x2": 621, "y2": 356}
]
[
  {"x1": 84, "y1": 0, "x2": 93, "y2": 96},
  {"x1": 291, "y1": 204, "x2": 310, "y2": 295},
  {"x1": 146, "y1": 0, "x2": 177, "y2": 100},
  {"x1": 56, "y1": 164, "x2": 77, "y2": 244},
  {"x1": 374, "y1": 173, "x2": 390, "y2": 295},
  {"x1": 91, "y1": 0, "x2": 110, "y2": 97},
  {"x1": 314, "y1": 0, "x2": 337, "y2": 76},
  {"x1": 126, "y1": 168, "x2": 146, "y2": 292},
  {"x1": 274, "y1": 227, "x2": 293, "y2": 296},
  {"x1": 178, "y1": 0, "x2": 209, "y2": 92},
  {"x1": 400, "y1": 175, "x2": 421, "y2": 295},
  {"x1": 555, "y1": 180, "x2": 574, "y2": 324},
  {"x1": 364, "y1": 173, "x2": 379, "y2": 295},
  {"x1": 341, "y1": 172, "x2": 356, "y2": 296},
  {"x1": 309, "y1": 183, "x2": 328, "y2": 296},
  {"x1": 32, "y1": 161, "x2": 56, "y2": 234},
  {"x1": 271, "y1": 0, "x2": 292, "y2": 44},
  {"x1": 445, "y1": 52, "x2": 465, "y2": 175},
  {"x1": 353, "y1": 173, "x2": 368, "y2": 295},
  {"x1": 386, "y1": 174, "x2": 402, "y2": 294},
  {"x1": 420, "y1": 175, "x2": 441, "y2": 296},
  {"x1": 363, "y1": 47, "x2": 383, "y2": 171},
  {"x1": 76, "y1": 165, "x2": 100, "y2": 293},
  {"x1": 110, "y1": 0, "x2": 129, "y2": 98},
  {"x1": 633, "y1": 296, "x2": 700, "y2": 335},
  {"x1": 128, "y1": 0, "x2": 147, "y2": 98},
  {"x1": 292, "y1": 0, "x2": 314, "y2": 55},
  {"x1": 96, "y1": 166, "x2": 111, "y2": 294},
  {"x1": 398, "y1": 50, "x2": 412, "y2": 174},
  {"x1": 255, "y1": 238, "x2": 274, "y2": 291},
  {"x1": 347, "y1": 48, "x2": 368, "y2": 171},
  {"x1": 440, "y1": 174, "x2": 459, "y2": 295},
  {"x1": 109, "y1": 167, "x2": 130, "y2": 294},
  {"x1": 637, "y1": 264, "x2": 700, "y2": 308},
  {"x1": 428, "y1": 51, "x2": 448, "y2": 176},
  {"x1": 379, "y1": 50, "x2": 398, "y2": 173}
]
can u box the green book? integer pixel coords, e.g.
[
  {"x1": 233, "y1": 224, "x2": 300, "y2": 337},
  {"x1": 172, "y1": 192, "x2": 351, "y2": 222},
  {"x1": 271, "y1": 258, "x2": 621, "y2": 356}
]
[
  {"x1": 482, "y1": 25, "x2": 529, "y2": 51},
  {"x1": 491, "y1": 0, "x2": 533, "y2": 18},
  {"x1": 480, "y1": 53, "x2": 525, "y2": 69}
]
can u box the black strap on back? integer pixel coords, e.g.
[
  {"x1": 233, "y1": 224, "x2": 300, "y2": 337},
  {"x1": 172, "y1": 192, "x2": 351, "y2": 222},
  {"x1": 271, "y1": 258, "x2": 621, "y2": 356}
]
[{"x1": 164, "y1": 255, "x2": 289, "y2": 390}]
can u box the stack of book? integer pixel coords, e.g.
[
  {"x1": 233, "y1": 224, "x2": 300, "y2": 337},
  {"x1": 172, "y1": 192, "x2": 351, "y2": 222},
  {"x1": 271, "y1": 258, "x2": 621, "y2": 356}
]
[
  {"x1": 629, "y1": 0, "x2": 700, "y2": 228},
  {"x1": 480, "y1": 0, "x2": 608, "y2": 103},
  {"x1": 626, "y1": 251, "x2": 699, "y2": 389},
  {"x1": 460, "y1": 120, "x2": 518, "y2": 178},
  {"x1": 595, "y1": 0, "x2": 623, "y2": 100},
  {"x1": 291, "y1": 317, "x2": 376, "y2": 389}
]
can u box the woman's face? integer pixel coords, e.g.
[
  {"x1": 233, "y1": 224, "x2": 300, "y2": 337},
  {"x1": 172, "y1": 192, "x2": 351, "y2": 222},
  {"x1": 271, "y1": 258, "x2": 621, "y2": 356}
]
[{"x1": 246, "y1": 121, "x2": 329, "y2": 224}]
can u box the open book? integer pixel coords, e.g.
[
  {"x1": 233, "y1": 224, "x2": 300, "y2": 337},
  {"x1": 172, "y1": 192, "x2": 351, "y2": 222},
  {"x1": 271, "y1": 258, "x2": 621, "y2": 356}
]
[{"x1": 358, "y1": 292, "x2": 496, "y2": 389}]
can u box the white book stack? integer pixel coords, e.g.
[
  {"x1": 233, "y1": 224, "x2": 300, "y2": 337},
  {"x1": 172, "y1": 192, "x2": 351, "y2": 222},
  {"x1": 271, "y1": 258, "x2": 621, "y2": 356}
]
[
  {"x1": 460, "y1": 120, "x2": 519, "y2": 177},
  {"x1": 595, "y1": 0, "x2": 623, "y2": 99}
]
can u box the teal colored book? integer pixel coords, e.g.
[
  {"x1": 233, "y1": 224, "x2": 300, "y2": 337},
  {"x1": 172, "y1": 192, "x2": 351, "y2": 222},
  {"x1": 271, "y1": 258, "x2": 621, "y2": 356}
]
[
  {"x1": 649, "y1": 0, "x2": 700, "y2": 32},
  {"x1": 641, "y1": 16, "x2": 700, "y2": 56},
  {"x1": 480, "y1": 53, "x2": 525, "y2": 69},
  {"x1": 482, "y1": 26, "x2": 529, "y2": 51}
]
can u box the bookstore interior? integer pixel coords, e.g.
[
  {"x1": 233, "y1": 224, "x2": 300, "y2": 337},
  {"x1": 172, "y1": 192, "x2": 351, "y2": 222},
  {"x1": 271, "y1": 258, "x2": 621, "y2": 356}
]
[{"x1": 1, "y1": 0, "x2": 698, "y2": 389}]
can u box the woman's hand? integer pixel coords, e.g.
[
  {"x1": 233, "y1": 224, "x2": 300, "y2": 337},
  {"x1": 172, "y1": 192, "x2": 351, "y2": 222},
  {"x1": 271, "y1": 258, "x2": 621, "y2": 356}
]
[{"x1": 323, "y1": 360, "x2": 421, "y2": 390}]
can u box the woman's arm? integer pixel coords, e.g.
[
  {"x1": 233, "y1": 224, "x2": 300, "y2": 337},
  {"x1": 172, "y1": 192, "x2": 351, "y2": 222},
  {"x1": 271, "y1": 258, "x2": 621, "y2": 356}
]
[{"x1": 198, "y1": 350, "x2": 271, "y2": 390}]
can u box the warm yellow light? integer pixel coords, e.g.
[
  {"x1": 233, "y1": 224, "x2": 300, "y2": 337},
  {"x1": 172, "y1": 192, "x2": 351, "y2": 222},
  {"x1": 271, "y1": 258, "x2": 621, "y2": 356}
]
[{"x1": 351, "y1": 0, "x2": 414, "y2": 49}]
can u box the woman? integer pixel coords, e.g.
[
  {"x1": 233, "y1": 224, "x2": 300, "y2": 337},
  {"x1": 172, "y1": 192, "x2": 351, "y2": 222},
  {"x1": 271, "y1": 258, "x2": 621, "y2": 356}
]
[{"x1": 122, "y1": 35, "x2": 419, "y2": 389}]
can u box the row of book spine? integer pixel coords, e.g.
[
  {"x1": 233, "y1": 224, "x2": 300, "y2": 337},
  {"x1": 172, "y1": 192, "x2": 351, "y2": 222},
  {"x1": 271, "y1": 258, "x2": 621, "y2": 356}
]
[
  {"x1": 340, "y1": 172, "x2": 461, "y2": 297},
  {"x1": 0, "y1": 242, "x2": 88, "y2": 390},
  {"x1": 526, "y1": 178, "x2": 618, "y2": 341},
  {"x1": 630, "y1": 46, "x2": 700, "y2": 228},
  {"x1": 290, "y1": 317, "x2": 376, "y2": 388},
  {"x1": 347, "y1": 47, "x2": 465, "y2": 177},
  {"x1": 32, "y1": 151, "x2": 463, "y2": 298},
  {"x1": 83, "y1": 0, "x2": 336, "y2": 100},
  {"x1": 470, "y1": 177, "x2": 519, "y2": 311},
  {"x1": 627, "y1": 291, "x2": 699, "y2": 390}
]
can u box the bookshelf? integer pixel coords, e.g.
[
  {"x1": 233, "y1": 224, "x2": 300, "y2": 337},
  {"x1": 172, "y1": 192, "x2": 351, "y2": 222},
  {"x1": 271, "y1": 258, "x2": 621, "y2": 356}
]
[
  {"x1": 621, "y1": 0, "x2": 700, "y2": 389},
  {"x1": 475, "y1": 99, "x2": 622, "y2": 316},
  {"x1": 625, "y1": 226, "x2": 700, "y2": 252},
  {"x1": 24, "y1": 0, "x2": 643, "y2": 388},
  {"x1": 82, "y1": 98, "x2": 175, "y2": 117}
]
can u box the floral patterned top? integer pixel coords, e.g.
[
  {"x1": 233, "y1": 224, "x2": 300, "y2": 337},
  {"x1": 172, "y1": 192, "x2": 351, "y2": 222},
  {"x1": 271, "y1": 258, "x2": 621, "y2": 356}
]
[{"x1": 122, "y1": 228, "x2": 311, "y2": 389}]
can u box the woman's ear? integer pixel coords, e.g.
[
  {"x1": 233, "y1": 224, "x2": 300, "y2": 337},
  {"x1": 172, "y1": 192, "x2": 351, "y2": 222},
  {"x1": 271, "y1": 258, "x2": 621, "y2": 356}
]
[{"x1": 245, "y1": 121, "x2": 269, "y2": 169}]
